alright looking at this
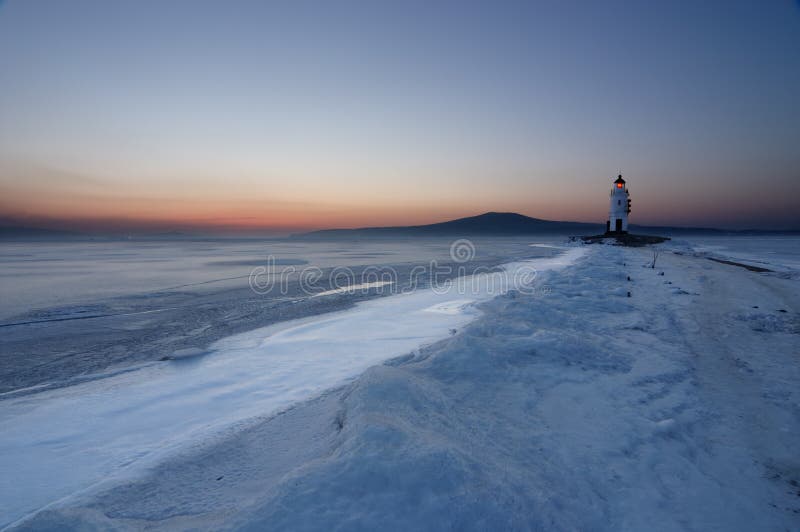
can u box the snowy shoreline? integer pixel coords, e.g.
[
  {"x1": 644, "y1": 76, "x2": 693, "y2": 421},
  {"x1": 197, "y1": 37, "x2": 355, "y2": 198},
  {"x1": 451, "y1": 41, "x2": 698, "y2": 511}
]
[
  {"x1": 0, "y1": 245, "x2": 582, "y2": 529},
  {"x1": 0, "y1": 239, "x2": 550, "y2": 397},
  {"x1": 6, "y1": 240, "x2": 800, "y2": 530}
]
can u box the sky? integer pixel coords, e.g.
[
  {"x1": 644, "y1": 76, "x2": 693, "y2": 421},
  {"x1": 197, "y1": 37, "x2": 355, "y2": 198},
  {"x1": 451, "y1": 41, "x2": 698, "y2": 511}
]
[{"x1": 1, "y1": 0, "x2": 799, "y2": 233}]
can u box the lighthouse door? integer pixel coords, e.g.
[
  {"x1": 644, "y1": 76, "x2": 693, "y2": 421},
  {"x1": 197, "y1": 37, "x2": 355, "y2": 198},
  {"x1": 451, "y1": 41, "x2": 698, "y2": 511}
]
[{"x1": 615, "y1": 219, "x2": 623, "y2": 232}]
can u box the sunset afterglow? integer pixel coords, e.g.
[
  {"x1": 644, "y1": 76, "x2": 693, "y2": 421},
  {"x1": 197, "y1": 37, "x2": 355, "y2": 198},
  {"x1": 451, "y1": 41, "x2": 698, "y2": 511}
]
[{"x1": 1, "y1": 1, "x2": 799, "y2": 232}]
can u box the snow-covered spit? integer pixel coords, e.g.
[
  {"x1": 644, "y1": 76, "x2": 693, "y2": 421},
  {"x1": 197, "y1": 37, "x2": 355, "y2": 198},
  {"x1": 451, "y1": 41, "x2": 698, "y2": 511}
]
[{"x1": 5, "y1": 239, "x2": 800, "y2": 530}]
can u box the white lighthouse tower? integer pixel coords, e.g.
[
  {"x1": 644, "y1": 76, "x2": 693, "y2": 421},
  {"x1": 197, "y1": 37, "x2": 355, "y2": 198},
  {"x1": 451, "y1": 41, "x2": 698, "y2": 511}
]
[{"x1": 606, "y1": 174, "x2": 631, "y2": 234}]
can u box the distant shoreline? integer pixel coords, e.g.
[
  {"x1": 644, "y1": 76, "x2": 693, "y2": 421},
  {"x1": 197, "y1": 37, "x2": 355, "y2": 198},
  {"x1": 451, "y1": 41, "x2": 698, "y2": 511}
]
[{"x1": 2, "y1": 211, "x2": 799, "y2": 242}]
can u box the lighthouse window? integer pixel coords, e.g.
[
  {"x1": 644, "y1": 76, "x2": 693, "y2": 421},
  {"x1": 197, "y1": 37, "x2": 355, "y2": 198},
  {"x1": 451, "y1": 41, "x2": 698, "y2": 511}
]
[
  {"x1": 616, "y1": 183, "x2": 623, "y2": 188},
  {"x1": 618, "y1": 200, "x2": 621, "y2": 205}
]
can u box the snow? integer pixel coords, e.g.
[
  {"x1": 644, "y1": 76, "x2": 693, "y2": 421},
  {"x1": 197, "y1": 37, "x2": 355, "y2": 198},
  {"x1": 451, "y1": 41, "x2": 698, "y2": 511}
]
[
  {"x1": 4, "y1": 238, "x2": 800, "y2": 530},
  {"x1": 312, "y1": 280, "x2": 394, "y2": 297},
  {"x1": 0, "y1": 246, "x2": 583, "y2": 529},
  {"x1": 422, "y1": 299, "x2": 476, "y2": 315},
  {"x1": 678, "y1": 234, "x2": 800, "y2": 274}
]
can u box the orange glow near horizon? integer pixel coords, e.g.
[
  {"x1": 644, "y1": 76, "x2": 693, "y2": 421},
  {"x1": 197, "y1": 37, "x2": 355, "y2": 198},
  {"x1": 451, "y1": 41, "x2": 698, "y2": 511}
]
[
  {"x1": 3, "y1": 165, "x2": 799, "y2": 233},
  {"x1": 1, "y1": 2, "x2": 799, "y2": 233},
  {"x1": 0, "y1": 161, "x2": 617, "y2": 233},
  {"x1": 0, "y1": 189, "x2": 605, "y2": 234}
]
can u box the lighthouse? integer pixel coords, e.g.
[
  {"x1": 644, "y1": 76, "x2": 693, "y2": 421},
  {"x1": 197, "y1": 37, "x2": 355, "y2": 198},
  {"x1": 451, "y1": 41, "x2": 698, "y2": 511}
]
[{"x1": 606, "y1": 174, "x2": 631, "y2": 234}]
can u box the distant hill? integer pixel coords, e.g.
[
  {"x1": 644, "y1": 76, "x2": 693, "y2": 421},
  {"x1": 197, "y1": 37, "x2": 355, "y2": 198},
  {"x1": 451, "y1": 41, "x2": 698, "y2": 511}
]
[
  {"x1": 298, "y1": 212, "x2": 799, "y2": 239},
  {"x1": 2, "y1": 216, "x2": 794, "y2": 242},
  {"x1": 299, "y1": 212, "x2": 603, "y2": 238}
]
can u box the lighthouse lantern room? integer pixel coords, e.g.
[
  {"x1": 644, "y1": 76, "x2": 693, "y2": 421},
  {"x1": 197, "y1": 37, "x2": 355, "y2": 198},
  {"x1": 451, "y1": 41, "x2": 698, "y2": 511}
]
[{"x1": 606, "y1": 174, "x2": 631, "y2": 234}]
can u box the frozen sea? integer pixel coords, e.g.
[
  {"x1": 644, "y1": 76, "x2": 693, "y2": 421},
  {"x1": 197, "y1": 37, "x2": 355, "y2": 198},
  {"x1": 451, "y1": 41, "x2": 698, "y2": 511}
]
[
  {"x1": 0, "y1": 237, "x2": 552, "y2": 321},
  {"x1": 0, "y1": 235, "x2": 565, "y2": 527},
  {"x1": 0, "y1": 237, "x2": 559, "y2": 395},
  {"x1": 1, "y1": 234, "x2": 799, "y2": 530},
  {"x1": 679, "y1": 234, "x2": 800, "y2": 273}
]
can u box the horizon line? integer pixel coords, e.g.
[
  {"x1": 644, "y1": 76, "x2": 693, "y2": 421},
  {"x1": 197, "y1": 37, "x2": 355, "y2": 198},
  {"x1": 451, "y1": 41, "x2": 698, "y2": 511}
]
[{"x1": 2, "y1": 211, "x2": 799, "y2": 236}]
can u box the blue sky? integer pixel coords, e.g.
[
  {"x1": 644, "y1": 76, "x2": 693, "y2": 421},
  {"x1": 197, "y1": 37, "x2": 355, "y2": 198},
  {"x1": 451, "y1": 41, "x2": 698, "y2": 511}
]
[{"x1": 1, "y1": 0, "x2": 798, "y2": 231}]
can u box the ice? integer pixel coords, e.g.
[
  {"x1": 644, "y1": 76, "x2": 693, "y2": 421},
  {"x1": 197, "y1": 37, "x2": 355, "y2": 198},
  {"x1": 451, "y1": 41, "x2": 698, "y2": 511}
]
[
  {"x1": 679, "y1": 234, "x2": 800, "y2": 273},
  {"x1": 422, "y1": 299, "x2": 476, "y2": 315},
  {"x1": 0, "y1": 237, "x2": 562, "y2": 394},
  {"x1": 312, "y1": 280, "x2": 394, "y2": 297},
  {"x1": 0, "y1": 238, "x2": 558, "y2": 321},
  {"x1": 163, "y1": 240, "x2": 797, "y2": 530},
  {"x1": 0, "y1": 245, "x2": 584, "y2": 528},
  {"x1": 4, "y1": 237, "x2": 800, "y2": 530}
]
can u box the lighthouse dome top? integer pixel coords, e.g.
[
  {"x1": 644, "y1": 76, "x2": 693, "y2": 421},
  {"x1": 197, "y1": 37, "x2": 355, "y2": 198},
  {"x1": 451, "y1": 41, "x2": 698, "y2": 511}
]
[{"x1": 613, "y1": 174, "x2": 626, "y2": 185}]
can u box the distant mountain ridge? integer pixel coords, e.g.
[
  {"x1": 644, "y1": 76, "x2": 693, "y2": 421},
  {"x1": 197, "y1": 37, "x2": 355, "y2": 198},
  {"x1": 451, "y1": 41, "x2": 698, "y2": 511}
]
[
  {"x1": 1, "y1": 214, "x2": 796, "y2": 241},
  {"x1": 299, "y1": 212, "x2": 797, "y2": 238},
  {"x1": 300, "y1": 212, "x2": 600, "y2": 238}
]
